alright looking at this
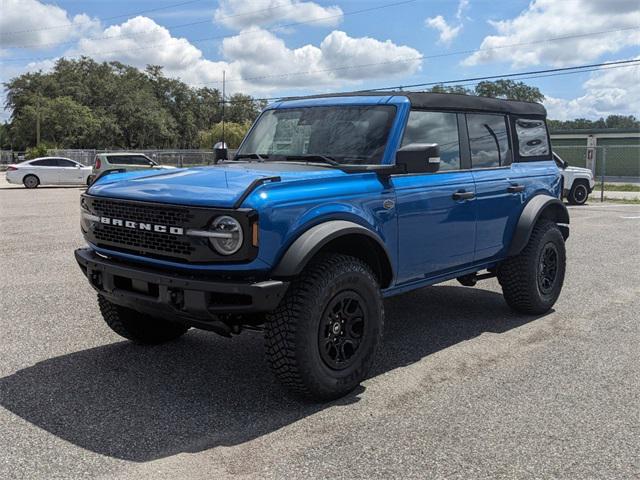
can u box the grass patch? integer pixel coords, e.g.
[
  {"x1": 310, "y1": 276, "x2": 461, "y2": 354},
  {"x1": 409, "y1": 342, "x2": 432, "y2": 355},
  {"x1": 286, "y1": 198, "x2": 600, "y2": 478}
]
[
  {"x1": 594, "y1": 183, "x2": 640, "y2": 192},
  {"x1": 602, "y1": 197, "x2": 640, "y2": 205}
]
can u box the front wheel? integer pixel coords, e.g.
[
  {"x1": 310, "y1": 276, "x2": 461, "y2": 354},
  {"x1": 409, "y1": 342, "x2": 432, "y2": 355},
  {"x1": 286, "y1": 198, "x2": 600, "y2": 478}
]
[
  {"x1": 568, "y1": 181, "x2": 589, "y2": 205},
  {"x1": 264, "y1": 254, "x2": 383, "y2": 401},
  {"x1": 498, "y1": 220, "x2": 566, "y2": 314}
]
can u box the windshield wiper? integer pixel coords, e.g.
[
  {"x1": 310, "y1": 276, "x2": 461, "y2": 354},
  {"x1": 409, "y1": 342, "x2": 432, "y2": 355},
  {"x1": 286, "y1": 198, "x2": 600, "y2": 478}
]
[
  {"x1": 234, "y1": 153, "x2": 268, "y2": 161},
  {"x1": 283, "y1": 154, "x2": 341, "y2": 166}
]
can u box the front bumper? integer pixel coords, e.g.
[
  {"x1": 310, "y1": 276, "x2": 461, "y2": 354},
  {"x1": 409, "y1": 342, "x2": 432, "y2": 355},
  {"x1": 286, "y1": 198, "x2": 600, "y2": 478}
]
[{"x1": 75, "y1": 248, "x2": 288, "y2": 322}]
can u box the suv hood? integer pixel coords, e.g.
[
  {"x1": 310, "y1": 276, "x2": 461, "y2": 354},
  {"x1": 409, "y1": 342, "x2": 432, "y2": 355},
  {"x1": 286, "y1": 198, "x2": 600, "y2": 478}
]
[
  {"x1": 88, "y1": 163, "x2": 347, "y2": 207},
  {"x1": 565, "y1": 165, "x2": 593, "y2": 176}
]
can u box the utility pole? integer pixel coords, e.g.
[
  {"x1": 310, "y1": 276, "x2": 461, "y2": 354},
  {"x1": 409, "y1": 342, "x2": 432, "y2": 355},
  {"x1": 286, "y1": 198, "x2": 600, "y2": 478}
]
[
  {"x1": 221, "y1": 70, "x2": 225, "y2": 147},
  {"x1": 35, "y1": 93, "x2": 41, "y2": 146}
]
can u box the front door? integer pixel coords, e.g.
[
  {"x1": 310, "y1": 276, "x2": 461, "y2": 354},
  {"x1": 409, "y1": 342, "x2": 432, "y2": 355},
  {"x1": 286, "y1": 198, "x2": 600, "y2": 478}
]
[
  {"x1": 56, "y1": 158, "x2": 85, "y2": 184},
  {"x1": 391, "y1": 110, "x2": 476, "y2": 284}
]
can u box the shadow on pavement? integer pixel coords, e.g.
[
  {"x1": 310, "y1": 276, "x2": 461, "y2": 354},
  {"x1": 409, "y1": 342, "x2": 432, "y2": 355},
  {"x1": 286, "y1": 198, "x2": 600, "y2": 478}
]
[{"x1": 0, "y1": 285, "x2": 546, "y2": 462}]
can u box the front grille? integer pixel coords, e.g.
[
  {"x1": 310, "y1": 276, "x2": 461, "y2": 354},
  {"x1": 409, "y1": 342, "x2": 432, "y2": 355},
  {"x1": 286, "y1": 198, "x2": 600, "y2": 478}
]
[
  {"x1": 91, "y1": 198, "x2": 195, "y2": 258},
  {"x1": 92, "y1": 198, "x2": 193, "y2": 225},
  {"x1": 94, "y1": 224, "x2": 195, "y2": 256},
  {"x1": 82, "y1": 195, "x2": 257, "y2": 264}
]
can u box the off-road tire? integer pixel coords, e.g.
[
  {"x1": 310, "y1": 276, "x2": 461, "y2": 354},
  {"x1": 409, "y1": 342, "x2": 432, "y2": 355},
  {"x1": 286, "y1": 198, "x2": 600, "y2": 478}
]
[
  {"x1": 567, "y1": 181, "x2": 589, "y2": 205},
  {"x1": 98, "y1": 295, "x2": 189, "y2": 344},
  {"x1": 264, "y1": 254, "x2": 383, "y2": 401},
  {"x1": 498, "y1": 220, "x2": 566, "y2": 314},
  {"x1": 23, "y1": 174, "x2": 39, "y2": 189}
]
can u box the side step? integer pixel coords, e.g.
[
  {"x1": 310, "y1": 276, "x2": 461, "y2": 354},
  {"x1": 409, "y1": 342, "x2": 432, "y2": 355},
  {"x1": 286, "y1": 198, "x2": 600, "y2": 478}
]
[{"x1": 456, "y1": 271, "x2": 496, "y2": 287}]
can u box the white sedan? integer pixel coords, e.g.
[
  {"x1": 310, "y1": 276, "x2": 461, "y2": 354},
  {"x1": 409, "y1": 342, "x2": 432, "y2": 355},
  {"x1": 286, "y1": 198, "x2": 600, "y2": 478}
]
[{"x1": 5, "y1": 157, "x2": 93, "y2": 188}]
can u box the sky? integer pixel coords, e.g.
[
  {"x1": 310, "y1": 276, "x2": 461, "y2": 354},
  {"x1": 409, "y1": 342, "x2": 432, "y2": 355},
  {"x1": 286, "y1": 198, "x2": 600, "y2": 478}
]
[{"x1": 0, "y1": 0, "x2": 639, "y2": 122}]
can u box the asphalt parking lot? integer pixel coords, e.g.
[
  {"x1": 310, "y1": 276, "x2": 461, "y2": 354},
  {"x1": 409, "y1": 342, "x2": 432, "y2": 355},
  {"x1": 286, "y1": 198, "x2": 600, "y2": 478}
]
[{"x1": 1, "y1": 176, "x2": 639, "y2": 479}]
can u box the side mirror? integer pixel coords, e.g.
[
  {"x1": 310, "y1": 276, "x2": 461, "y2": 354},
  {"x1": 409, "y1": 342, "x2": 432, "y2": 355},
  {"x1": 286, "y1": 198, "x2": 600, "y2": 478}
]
[
  {"x1": 395, "y1": 143, "x2": 440, "y2": 174},
  {"x1": 214, "y1": 141, "x2": 228, "y2": 163}
]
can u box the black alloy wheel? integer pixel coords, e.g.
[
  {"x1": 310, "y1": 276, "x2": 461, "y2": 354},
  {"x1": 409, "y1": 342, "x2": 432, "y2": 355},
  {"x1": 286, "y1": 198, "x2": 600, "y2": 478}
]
[
  {"x1": 319, "y1": 291, "x2": 367, "y2": 370},
  {"x1": 538, "y1": 242, "x2": 559, "y2": 295}
]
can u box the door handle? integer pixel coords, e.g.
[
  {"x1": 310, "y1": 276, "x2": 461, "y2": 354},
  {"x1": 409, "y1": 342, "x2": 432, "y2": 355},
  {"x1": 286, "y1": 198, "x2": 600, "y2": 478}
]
[
  {"x1": 507, "y1": 184, "x2": 525, "y2": 193},
  {"x1": 452, "y1": 190, "x2": 475, "y2": 200}
]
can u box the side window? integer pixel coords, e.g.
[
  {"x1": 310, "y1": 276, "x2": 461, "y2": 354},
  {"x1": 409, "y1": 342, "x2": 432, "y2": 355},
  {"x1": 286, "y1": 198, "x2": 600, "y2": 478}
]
[
  {"x1": 107, "y1": 155, "x2": 152, "y2": 166},
  {"x1": 56, "y1": 159, "x2": 77, "y2": 167},
  {"x1": 401, "y1": 110, "x2": 460, "y2": 171},
  {"x1": 466, "y1": 114, "x2": 511, "y2": 168},
  {"x1": 515, "y1": 118, "x2": 549, "y2": 157},
  {"x1": 30, "y1": 159, "x2": 57, "y2": 166}
]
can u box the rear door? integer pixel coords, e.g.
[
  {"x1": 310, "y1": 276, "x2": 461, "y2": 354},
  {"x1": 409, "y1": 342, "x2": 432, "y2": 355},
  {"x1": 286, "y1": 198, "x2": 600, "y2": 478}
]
[
  {"x1": 391, "y1": 110, "x2": 477, "y2": 284},
  {"x1": 466, "y1": 113, "x2": 523, "y2": 262},
  {"x1": 29, "y1": 159, "x2": 58, "y2": 184}
]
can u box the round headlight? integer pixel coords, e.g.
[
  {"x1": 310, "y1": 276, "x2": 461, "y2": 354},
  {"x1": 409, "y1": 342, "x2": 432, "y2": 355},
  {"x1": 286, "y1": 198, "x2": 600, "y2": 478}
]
[{"x1": 209, "y1": 215, "x2": 243, "y2": 255}]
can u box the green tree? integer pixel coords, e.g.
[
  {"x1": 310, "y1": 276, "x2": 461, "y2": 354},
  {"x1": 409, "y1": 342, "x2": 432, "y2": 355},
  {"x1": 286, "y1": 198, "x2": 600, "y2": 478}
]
[
  {"x1": 3, "y1": 57, "x2": 264, "y2": 149},
  {"x1": 474, "y1": 80, "x2": 545, "y2": 102},
  {"x1": 198, "y1": 121, "x2": 252, "y2": 149},
  {"x1": 428, "y1": 84, "x2": 473, "y2": 95}
]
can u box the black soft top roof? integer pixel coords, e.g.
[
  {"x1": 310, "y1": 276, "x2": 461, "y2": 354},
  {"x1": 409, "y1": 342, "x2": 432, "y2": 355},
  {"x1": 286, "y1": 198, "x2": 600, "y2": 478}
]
[{"x1": 284, "y1": 90, "x2": 547, "y2": 117}]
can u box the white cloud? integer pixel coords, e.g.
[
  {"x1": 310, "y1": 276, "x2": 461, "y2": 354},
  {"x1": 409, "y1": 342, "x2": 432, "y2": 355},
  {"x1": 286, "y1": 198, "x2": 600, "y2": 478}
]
[
  {"x1": 425, "y1": 15, "x2": 462, "y2": 45},
  {"x1": 0, "y1": 0, "x2": 99, "y2": 49},
  {"x1": 213, "y1": 0, "x2": 343, "y2": 30},
  {"x1": 66, "y1": 17, "x2": 421, "y2": 93},
  {"x1": 463, "y1": 0, "x2": 640, "y2": 67},
  {"x1": 544, "y1": 61, "x2": 640, "y2": 119},
  {"x1": 222, "y1": 28, "x2": 422, "y2": 87},
  {"x1": 426, "y1": 0, "x2": 469, "y2": 46},
  {"x1": 456, "y1": 0, "x2": 470, "y2": 21}
]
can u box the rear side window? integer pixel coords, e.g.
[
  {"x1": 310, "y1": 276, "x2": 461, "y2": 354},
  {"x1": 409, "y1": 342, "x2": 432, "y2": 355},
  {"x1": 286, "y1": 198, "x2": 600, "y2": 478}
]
[
  {"x1": 515, "y1": 118, "x2": 549, "y2": 157},
  {"x1": 106, "y1": 155, "x2": 152, "y2": 166},
  {"x1": 30, "y1": 159, "x2": 57, "y2": 166},
  {"x1": 56, "y1": 159, "x2": 77, "y2": 167},
  {"x1": 401, "y1": 111, "x2": 461, "y2": 170},
  {"x1": 467, "y1": 114, "x2": 511, "y2": 168}
]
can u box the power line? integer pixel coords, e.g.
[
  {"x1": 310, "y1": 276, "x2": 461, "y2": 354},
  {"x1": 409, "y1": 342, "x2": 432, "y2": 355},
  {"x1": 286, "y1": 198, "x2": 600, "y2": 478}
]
[
  {"x1": 410, "y1": 62, "x2": 640, "y2": 91},
  {"x1": 216, "y1": 59, "x2": 640, "y2": 104},
  {"x1": 365, "y1": 59, "x2": 640, "y2": 92},
  {"x1": 1, "y1": 0, "x2": 416, "y2": 63},
  {"x1": 193, "y1": 26, "x2": 640, "y2": 86},
  {"x1": 0, "y1": 0, "x2": 208, "y2": 35}
]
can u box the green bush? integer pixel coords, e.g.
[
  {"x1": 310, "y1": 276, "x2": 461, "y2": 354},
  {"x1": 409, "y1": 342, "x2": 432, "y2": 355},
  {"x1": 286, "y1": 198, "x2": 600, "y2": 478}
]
[{"x1": 25, "y1": 144, "x2": 49, "y2": 159}]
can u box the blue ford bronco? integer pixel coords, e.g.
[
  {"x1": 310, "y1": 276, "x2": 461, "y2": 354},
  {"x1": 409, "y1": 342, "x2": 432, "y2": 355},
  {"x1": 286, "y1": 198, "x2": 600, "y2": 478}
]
[{"x1": 76, "y1": 92, "x2": 569, "y2": 400}]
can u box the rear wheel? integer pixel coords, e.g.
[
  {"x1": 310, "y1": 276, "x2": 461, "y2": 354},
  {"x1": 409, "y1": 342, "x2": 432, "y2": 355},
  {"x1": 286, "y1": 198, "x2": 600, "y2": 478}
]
[
  {"x1": 98, "y1": 295, "x2": 189, "y2": 344},
  {"x1": 498, "y1": 220, "x2": 566, "y2": 314},
  {"x1": 568, "y1": 181, "x2": 589, "y2": 205},
  {"x1": 264, "y1": 254, "x2": 383, "y2": 400},
  {"x1": 23, "y1": 174, "x2": 39, "y2": 189}
]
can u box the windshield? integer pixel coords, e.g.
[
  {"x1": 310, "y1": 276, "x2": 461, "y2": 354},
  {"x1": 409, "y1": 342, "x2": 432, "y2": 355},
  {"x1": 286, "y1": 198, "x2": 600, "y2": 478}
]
[{"x1": 236, "y1": 105, "x2": 396, "y2": 165}]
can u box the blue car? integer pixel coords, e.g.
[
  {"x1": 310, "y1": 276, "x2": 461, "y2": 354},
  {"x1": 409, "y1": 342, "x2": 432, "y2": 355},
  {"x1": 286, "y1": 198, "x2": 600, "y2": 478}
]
[{"x1": 76, "y1": 92, "x2": 569, "y2": 400}]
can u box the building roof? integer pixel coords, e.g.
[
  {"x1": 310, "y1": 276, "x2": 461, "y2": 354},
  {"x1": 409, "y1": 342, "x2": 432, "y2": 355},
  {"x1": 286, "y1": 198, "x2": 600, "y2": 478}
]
[{"x1": 283, "y1": 90, "x2": 547, "y2": 116}]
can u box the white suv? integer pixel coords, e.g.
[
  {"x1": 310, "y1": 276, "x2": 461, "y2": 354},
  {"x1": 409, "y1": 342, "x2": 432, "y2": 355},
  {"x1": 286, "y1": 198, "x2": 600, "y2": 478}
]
[
  {"x1": 89, "y1": 153, "x2": 167, "y2": 184},
  {"x1": 554, "y1": 152, "x2": 595, "y2": 205}
]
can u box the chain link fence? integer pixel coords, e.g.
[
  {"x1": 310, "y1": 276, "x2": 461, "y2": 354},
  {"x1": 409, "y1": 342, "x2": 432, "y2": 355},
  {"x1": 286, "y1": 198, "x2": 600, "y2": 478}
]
[
  {"x1": 554, "y1": 145, "x2": 640, "y2": 202},
  {"x1": 2, "y1": 145, "x2": 638, "y2": 183},
  {"x1": 0, "y1": 149, "x2": 222, "y2": 168}
]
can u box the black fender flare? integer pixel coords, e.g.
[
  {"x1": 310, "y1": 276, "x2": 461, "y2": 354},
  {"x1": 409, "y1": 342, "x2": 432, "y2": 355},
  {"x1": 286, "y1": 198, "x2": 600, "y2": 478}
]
[
  {"x1": 508, "y1": 194, "x2": 570, "y2": 256},
  {"x1": 271, "y1": 220, "x2": 394, "y2": 286}
]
